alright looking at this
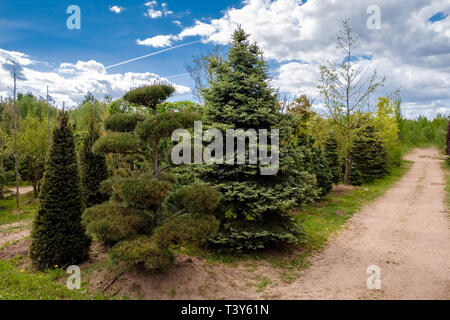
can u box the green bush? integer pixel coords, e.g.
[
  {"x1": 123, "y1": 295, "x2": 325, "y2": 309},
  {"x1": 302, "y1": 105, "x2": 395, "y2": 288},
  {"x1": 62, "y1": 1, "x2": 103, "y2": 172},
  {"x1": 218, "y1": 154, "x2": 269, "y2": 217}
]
[
  {"x1": 153, "y1": 214, "x2": 220, "y2": 247},
  {"x1": 109, "y1": 236, "x2": 174, "y2": 271},
  {"x1": 93, "y1": 132, "x2": 141, "y2": 155},
  {"x1": 82, "y1": 202, "x2": 153, "y2": 246},
  {"x1": 111, "y1": 177, "x2": 172, "y2": 211},
  {"x1": 176, "y1": 184, "x2": 221, "y2": 216},
  {"x1": 124, "y1": 84, "x2": 175, "y2": 114},
  {"x1": 104, "y1": 113, "x2": 147, "y2": 132}
]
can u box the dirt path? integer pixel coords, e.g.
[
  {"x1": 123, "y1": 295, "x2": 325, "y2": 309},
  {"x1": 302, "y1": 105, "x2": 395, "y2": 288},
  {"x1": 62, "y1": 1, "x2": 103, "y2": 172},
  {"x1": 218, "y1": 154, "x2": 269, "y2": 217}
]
[
  {"x1": 7, "y1": 186, "x2": 33, "y2": 195},
  {"x1": 0, "y1": 222, "x2": 31, "y2": 247},
  {"x1": 271, "y1": 148, "x2": 450, "y2": 300}
]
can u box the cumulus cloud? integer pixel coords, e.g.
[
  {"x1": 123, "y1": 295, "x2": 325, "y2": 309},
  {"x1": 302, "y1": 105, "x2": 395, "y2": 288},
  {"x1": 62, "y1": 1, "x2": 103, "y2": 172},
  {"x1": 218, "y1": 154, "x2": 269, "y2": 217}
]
[
  {"x1": 144, "y1": 1, "x2": 172, "y2": 19},
  {"x1": 137, "y1": 0, "x2": 450, "y2": 118},
  {"x1": 0, "y1": 49, "x2": 191, "y2": 107},
  {"x1": 109, "y1": 5, "x2": 125, "y2": 14},
  {"x1": 136, "y1": 35, "x2": 176, "y2": 47}
]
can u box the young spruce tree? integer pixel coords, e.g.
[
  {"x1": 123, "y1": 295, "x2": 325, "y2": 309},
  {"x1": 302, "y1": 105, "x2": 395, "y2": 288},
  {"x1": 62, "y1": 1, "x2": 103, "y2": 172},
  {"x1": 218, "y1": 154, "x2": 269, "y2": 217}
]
[
  {"x1": 30, "y1": 110, "x2": 91, "y2": 271},
  {"x1": 324, "y1": 136, "x2": 343, "y2": 184},
  {"x1": 351, "y1": 125, "x2": 388, "y2": 183},
  {"x1": 203, "y1": 28, "x2": 315, "y2": 251}
]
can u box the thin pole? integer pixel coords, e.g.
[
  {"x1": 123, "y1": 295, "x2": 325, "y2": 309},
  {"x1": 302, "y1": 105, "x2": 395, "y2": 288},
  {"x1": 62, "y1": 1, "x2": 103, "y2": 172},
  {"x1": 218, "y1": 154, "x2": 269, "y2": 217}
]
[
  {"x1": 46, "y1": 86, "x2": 50, "y2": 148},
  {"x1": 13, "y1": 66, "x2": 19, "y2": 209}
]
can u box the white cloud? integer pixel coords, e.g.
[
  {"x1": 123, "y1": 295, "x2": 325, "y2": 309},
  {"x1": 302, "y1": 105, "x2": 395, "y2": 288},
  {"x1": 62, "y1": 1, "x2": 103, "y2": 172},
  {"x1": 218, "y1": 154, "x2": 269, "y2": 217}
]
[
  {"x1": 109, "y1": 5, "x2": 125, "y2": 14},
  {"x1": 145, "y1": 9, "x2": 163, "y2": 19},
  {"x1": 143, "y1": 1, "x2": 172, "y2": 19},
  {"x1": 136, "y1": 35, "x2": 176, "y2": 47},
  {"x1": 0, "y1": 49, "x2": 191, "y2": 107},
  {"x1": 144, "y1": 1, "x2": 158, "y2": 7},
  {"x1": 137, "y1": 0, "x2": 450, "y2": 118}
]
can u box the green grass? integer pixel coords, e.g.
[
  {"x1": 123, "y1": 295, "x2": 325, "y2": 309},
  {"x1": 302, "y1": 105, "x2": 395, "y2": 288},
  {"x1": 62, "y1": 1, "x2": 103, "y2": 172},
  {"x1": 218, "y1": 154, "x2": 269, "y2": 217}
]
[
  {"x1": 276, "y1": 160, "x2": 412, "y2": 281},
  {"x1": 441, "y1": 159, "x2": 450, "y2": 212},
  {"x1": 0, "y1": 258, "x2": 108, "y2": 300},
  {"x1": 0, "y1": 192, "x2": 37, "y2": 226}
]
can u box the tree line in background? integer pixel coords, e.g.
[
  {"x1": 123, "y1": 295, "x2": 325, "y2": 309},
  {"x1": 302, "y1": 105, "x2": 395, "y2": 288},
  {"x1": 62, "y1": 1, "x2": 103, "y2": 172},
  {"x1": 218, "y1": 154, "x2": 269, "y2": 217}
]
[{"x1": 0, "y1": 22, "x2": 449, "y2": 272}]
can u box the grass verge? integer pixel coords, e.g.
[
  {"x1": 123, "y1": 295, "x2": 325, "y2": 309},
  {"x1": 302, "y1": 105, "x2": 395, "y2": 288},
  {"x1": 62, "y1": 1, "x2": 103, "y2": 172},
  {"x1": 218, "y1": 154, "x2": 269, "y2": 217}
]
[
  {"x1": 0, "y1": 258, "x2": 107, "y2": 300},
  {"x1": 441, "y1": 159, "x2": 450, "y2": 212}
]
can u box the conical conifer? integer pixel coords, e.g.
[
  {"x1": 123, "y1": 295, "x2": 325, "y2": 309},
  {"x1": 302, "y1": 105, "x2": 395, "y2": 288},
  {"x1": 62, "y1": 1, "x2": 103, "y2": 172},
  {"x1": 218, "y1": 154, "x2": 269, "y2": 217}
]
[{"x1": 30, "y1": 110, "x2": 91, "y2": 270}]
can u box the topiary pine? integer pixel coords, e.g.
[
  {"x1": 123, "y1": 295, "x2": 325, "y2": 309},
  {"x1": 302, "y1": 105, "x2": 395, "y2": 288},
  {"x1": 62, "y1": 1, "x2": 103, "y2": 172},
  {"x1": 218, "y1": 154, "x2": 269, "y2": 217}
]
[
  {"x1": 30, "y1": 110, "x2": 91, "y2": 271},
  {"x1": 350, "y1": 125, "x2": 388, "y2": 183},
  {"x1": 80, "y1": 107, "x2": 109, "y2": 208},
  {"x1": 123, "y1": 83, "x2": 175, "y2": 115},
  {"x1": 324, "y1": 136, "x2": 343, "y2": 184}
]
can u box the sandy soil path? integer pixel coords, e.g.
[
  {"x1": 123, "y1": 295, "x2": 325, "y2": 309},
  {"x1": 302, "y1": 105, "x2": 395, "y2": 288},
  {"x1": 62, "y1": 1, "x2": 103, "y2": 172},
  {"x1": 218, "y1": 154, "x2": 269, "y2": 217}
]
[
  {"x1": 0, "y1": 222, "x2": 31, "y2": 247},
  {"x1": 7, "y1": 186, "x2": 34, "y2": 195},
  {"x1": 271, "y1": 148, "x2": 450, "y2": 300}
]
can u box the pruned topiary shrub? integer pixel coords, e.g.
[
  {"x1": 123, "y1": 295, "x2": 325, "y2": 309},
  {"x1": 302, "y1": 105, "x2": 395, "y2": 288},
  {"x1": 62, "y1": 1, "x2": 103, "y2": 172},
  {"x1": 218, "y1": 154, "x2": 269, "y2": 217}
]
[
  {"x1": 176, "y1": 184, "x2": 221, "y2": 217},
  {"x1": 109, "y1": 236, "x2": 174, "y2": 272},
  {"x1": 153, "y1": 214, "x2": 220, "y2": 247},
  {"x1": 82, "y1": 202, "x2": 153, "y2": 246},
  {"x1": 111, "y1": 177, "x2": 172, "y2": 211},
  {"x1": 104, "y1": 113, "x2": 148, "y2": 132},
  {"x1": 124, "y1": 84, "x2": 175, "y2": 115},
  {"x1": 108, "y1": 184, "x2": 221, "y2": 271},
  {"x1": 93, "y1": 132, "x2": 141, "y2": 155},
  {"x1": 83, "y1": 83, "x2": 212, "y2": 272}
]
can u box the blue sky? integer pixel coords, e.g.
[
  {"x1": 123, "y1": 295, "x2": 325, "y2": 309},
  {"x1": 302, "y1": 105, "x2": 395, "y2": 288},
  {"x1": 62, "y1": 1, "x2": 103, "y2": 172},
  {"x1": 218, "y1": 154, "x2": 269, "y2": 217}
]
[
  {"x1": 0, "y1": 0, "x2": 449, "y2": 118},
  {"x1": 0, "y1": 0, "x2": 243, "y2": 99}
]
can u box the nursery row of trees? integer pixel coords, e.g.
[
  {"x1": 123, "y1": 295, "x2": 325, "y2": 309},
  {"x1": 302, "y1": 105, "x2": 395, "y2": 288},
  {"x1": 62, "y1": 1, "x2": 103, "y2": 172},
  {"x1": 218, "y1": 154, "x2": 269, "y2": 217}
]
[{"x1": 1, "y1": 24, "x2": 448, "y2": 272}]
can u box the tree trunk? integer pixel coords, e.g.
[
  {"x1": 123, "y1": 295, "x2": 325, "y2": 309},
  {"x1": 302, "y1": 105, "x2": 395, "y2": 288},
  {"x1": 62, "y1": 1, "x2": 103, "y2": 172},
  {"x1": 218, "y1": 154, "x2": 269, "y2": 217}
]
[
  {"x1": 152, "y1": 155, "x2": 159, "y2": 180},
  {"x1": 32, "y1": 180, "x2": 37, "y2": 198},
  {"x1": 13, "y1": 67, "x2": 19, "y2": 209},
  {"x1": 344, "y1": 155, "x2": 351, "y2": 185},
  {"x1": 32, "y1": 170, "x2": 38, "y2": 198}
]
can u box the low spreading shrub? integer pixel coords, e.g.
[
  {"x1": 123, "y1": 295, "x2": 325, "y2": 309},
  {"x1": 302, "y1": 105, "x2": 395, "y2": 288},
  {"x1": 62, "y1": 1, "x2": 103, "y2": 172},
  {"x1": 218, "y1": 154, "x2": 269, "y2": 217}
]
[
  {"x1": 82, "y1": 202, "x2": 153, "y2": 246},
  {"x1": 109, "y1": 236, "x2": 174, "y2": 271},
  {"x1": 153, "y1": 214, "x2": 220, "y2": 247},
  {"x1": 103, "y1": 113, "x2": 147, "y2": 132},
  {"x1": 111, "y1": 177, "x2": 172, "y2": 211},
  {"x1": 176, "y1": 184, "x2": 221, "y2": 216}
]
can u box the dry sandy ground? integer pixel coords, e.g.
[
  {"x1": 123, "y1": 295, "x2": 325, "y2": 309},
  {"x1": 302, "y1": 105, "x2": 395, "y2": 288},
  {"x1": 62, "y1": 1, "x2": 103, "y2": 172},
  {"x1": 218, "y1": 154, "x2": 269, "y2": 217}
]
[
  {"x1": 0, "y1": 222, "x2": 30, "y2": 247},
  {"x1": 1, "y1": 148, "x2": 449, "y2": 300},
  {"x1": 7, "y1": 186, "x2": 34, "y2": 195},
  {"x1": 270, "y1": 148, "x2": 450, "y2": 300}
]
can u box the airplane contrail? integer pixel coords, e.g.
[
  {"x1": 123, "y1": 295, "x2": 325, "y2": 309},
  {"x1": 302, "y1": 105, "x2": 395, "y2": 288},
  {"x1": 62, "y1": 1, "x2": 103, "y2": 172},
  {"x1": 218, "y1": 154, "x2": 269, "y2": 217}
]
[
  {"x1": 105, "y1": 40, "x2": 201, "y2": 69},
  {"x1": 163, "y1": 72, "x2": 190, "y2": 79}
]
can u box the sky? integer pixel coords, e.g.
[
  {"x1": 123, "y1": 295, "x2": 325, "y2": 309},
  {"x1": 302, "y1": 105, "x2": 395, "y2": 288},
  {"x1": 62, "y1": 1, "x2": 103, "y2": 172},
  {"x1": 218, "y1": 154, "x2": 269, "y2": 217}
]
[{"x1": 0, "y1": 0, "x2": 449, "y2": 118}]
